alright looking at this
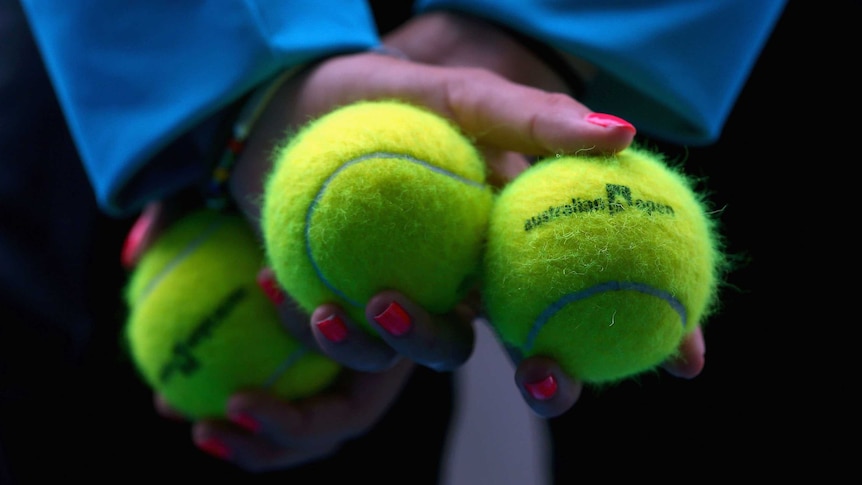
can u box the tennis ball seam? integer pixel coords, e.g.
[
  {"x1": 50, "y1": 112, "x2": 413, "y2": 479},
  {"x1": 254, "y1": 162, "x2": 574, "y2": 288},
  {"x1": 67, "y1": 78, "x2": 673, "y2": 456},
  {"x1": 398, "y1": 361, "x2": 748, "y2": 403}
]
[
  {"x1": 482, "y1": 146, "x2": 723, "y2": 384},
  {"x1": 262, "y1": 99, "x2": 493, "y2": 333},
  {"x1": 136, "y1": 218, "x2": 225, "y2": 302},
  {"x1": 525, "y1": 281, "x2": 687, "y2": 352},
  {"x1": 305, "y1": 150, "x2": 489, "y2": 309},
  {"x1": 264, "y1": 346, "x2": 312, "y2": 388}
]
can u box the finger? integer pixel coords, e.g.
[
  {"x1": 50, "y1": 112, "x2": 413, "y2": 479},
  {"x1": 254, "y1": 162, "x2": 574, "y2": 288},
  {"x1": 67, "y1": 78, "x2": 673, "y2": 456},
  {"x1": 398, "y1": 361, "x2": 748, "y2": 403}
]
[
  {"x1": 514, "y1": 355, "x2": 582, "y2": 418},
  {"x1": 661, "y1": 326, "x2": 706, "y2": 379},
  {"x1": 383, "y1": 11, "x2": 574, "y2": 95},
  {"x1": 365, "y1": 290, "x2": 475, "y2": 372},
  {"x1": 229, "y1": 359, "x2": 415, "y2": 446},
  {"x1": 153, "y1": 393, "x2": 187, "y2": 422},
  {"x1": 121, "y1": 202, "x2": 159, "y2": 269},
  {"x1": 191, "y1": 417, "x2": 338, "y2": 473},
  {"x1": 440, "y1": 69, "x2": 636, "y2": 156},
  {"x1": 259, "y1": 266, "x2": 401, "y2": 371},
  {"x1": 256, "y1": 266, "x2": 322, "y2": 351},
  {"x1": 481, "y1": 148, "x2": 532, "y2": 189},
  {"x1": 121, "y1": 193, "x2": 210, "y2": 268},
  {"x1": 310, "y1": 303, "x2": 401, "y2": 372},
  {"x1": 191, "y1": 360, "x2": 416, "y2": 471},
  {"x1": 299, "y1": 53, "x2": 635, "y2": 157}
]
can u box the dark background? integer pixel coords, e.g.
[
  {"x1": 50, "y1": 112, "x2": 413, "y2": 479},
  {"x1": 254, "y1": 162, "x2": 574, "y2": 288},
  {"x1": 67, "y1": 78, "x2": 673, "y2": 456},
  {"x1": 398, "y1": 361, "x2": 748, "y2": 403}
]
[{"x1": 536, "y1": 2, "x2": 852, "y2": 477}]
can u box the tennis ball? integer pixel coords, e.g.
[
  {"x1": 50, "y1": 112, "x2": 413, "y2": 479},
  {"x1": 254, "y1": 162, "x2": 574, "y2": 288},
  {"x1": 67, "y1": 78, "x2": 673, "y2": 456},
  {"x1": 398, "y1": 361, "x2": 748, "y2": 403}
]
[
  {"x1": 482, "y1": 146, "x2": 728, "y2": 385},
  {"x1": 261, "y1": 99, "x2": 494, "y2": 333},
  {"x1": 124, "y1": 209, "x2": 341, "y2": 420}
]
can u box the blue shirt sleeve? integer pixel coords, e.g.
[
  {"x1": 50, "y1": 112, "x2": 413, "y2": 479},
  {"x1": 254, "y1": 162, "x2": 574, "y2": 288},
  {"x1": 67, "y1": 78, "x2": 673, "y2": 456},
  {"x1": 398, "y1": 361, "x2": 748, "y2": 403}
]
[
  {"x1": 416, "y1": 0, "x2": 786, "y2": 145},
  {"x1": 20, "y1": 1, "x2": 380, "y2": 216},
  {"x1": 22, "y1": 1, "x2": 786, "y2": 217}
]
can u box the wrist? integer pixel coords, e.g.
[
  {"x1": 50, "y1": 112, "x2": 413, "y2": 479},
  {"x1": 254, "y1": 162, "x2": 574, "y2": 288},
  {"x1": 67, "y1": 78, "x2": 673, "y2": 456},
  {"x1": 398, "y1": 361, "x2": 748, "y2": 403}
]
[{"x1": 204, "y1": 70, "x2": 296, "y2": 212}]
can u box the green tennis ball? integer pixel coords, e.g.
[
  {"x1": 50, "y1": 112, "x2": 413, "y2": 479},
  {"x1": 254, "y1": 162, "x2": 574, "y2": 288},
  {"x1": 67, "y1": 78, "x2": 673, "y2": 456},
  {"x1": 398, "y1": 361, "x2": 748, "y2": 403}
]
[
  {"x1": 482, "y1": 146, "x2": 728, "y2": 385},
  {"x1": 124, "y1": 209, "x2": 341, "y2": 420},
  {"x1": 261, "y1": 99, "x2": 494, "y2": 333}
]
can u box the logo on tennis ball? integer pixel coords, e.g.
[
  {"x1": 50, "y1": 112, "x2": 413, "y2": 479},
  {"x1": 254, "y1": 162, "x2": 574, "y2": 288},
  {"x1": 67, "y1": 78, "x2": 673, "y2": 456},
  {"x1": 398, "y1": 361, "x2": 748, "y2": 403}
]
[
  {"x1": 523, "y1": 183, "x2": 676, "y2": 232},
  {"x1": 157, "y1": 287, "x2": 246, "y2": 384}
]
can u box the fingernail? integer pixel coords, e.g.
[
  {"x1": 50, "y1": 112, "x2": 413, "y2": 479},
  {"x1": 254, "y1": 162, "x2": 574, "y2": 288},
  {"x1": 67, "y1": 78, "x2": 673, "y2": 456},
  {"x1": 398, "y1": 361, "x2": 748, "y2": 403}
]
[
  {"x1": 228, "y1": 412, "x2": 260, "y2": 434},
  {"x1": 584, "y1": 112, "x2": 636, "y2": 133},
  {"x1": 121, "y1": 206, "x2": 156, "y2": 268},
  {"x1": 257, "y1": 268, "x2": 285, "y2": 305},
  {"x1": 525, "y1": 375, "x2": 558, "y2": 400},
  {"x1": 373, "y1": 301, "x2": 412, "y2": 337},
  {"x1": 316, "y1": 314, "x2": 348, "y2": 343},
  {"x1": 195, "y1": 437, "x2": 231, "y2": 460}
]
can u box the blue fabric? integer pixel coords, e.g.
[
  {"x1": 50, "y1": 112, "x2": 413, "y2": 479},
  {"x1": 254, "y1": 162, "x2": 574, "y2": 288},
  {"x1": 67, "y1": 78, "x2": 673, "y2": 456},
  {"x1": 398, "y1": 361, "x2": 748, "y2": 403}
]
[
  {"x1": 20, "y1": 1, "x2": 379, "y2": 216},
  {"x1": 21, "y1": 0, "x2": 785, "y2": 217},
  {"x1": 417, "y1": 0, "x2": 786, "y2": 145}
]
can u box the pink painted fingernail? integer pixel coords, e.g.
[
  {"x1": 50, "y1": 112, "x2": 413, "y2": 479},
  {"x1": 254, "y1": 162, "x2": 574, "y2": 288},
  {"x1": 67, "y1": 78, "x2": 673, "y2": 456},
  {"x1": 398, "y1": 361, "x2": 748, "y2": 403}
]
[
  {"x1": 316, "y1": 314, "x2": 348, "y2": 343},
  {"x1": 121, "y1": 206, "x2": 156, "y2": 268},
  {"x1": 525, "y1": 375, "x2": 558, "y2": 400},
  {"x1": 584, "y1": 112, "x2": 636, "y2": 133},
  {"x1": 373, "y1": 301, "x2": 412, "y2": 337},
  {"x1": 195, "y1": 437, "x2": 231, "y2": 460},
  {"x1": 229, "y1": 412, "x2": 260, "y2": 434},
  {"x1": 257, "y1": 268, "x2": 285, "y2": 305}
]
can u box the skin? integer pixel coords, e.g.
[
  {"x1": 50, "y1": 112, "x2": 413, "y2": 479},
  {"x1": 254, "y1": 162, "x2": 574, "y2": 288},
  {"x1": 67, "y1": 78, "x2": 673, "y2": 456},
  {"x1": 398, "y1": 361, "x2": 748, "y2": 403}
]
[{"x1": 132, "y1": 11, "x2": 705, "y2": 472}]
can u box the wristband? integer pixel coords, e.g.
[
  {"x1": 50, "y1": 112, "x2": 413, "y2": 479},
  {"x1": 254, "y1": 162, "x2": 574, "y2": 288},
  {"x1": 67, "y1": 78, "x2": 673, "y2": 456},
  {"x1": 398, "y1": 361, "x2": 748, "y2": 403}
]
[{"x1": 203, "y1": 68, "x2": 297, "y2": 210}]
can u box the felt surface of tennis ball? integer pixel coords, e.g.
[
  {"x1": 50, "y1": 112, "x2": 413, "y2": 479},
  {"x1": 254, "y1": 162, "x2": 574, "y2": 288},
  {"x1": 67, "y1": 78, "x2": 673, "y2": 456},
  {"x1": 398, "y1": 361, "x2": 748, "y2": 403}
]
[
  {"x1": 261, "y1": 100, "x2": 494, "y2": 332},
  {"x1": 482, "y1": 147, "x2": 727, "y2": 384},
  {"x1": 124, "y1": 209, "x2": 341, "y2": 420}
]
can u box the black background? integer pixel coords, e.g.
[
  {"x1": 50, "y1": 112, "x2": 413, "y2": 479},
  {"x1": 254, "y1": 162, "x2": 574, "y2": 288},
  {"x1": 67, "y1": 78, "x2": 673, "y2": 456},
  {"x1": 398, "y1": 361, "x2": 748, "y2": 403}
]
[{"x1": 533, "y1": 2, "x2": 853, "y2": 478}]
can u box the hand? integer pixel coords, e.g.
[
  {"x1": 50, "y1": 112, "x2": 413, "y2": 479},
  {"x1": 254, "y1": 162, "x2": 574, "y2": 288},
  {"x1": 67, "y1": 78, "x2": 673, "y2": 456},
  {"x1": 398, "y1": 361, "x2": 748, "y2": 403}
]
[
  {"x1": 186, "y1": 359, "x2": 415, "y2": 472},
  {"x1": 151, "y1": 360, "x2": 416, "y2": 472},
  {"x1": 228, "y1": 22, "x2": 634, "y2": 373},
  {"x1": 512, "y1": 327, "x2": 707, "y2": 418},
  {"x1": 384, "y1": 11, "x2": 705, "y2": 419},
  {"x1": 123, "y1": 199, "x2": 418, "y2": 472}
]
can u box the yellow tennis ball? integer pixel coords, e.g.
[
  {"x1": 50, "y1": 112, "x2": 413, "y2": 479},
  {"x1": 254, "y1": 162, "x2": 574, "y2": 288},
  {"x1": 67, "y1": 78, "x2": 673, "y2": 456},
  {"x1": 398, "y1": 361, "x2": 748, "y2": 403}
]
[
  {"x1": 261, "y1": 99, "x2": 494, "y2": 333},
  {"x1": 124, "y1": 209, "x2": 341, "y2": 420},
  {"x1": 482, "y1": 146, "x2": 729, "y2": 385}
]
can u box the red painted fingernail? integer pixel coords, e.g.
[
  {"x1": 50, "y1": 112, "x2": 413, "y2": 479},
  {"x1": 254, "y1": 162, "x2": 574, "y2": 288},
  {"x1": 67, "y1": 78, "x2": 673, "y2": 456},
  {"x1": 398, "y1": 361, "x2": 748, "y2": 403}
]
[
  {"x1": 373, "y1": 301, "x2": 412, "y2": 337},
  {"x1": 316, "y1": 314, "x2": 348, "y2": 343},
  {"x1": 195, "y1": 437, "x2": 231, "y2": 460},
  {"x1": 121, "y1": 206, "x2": 156, "y2": 269},
  {"x1": 584, "y1": 112, "x2": 636, "y2": 133},
  {"x1": 525, "y1": 375, "x2": 558, "y2": 400},
  {"x1": 257, "y1": 268, "x2": 285, "y2": 305},
  {"x1": 229, "y1": 412, "x2": 260, "y2": 434}
]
